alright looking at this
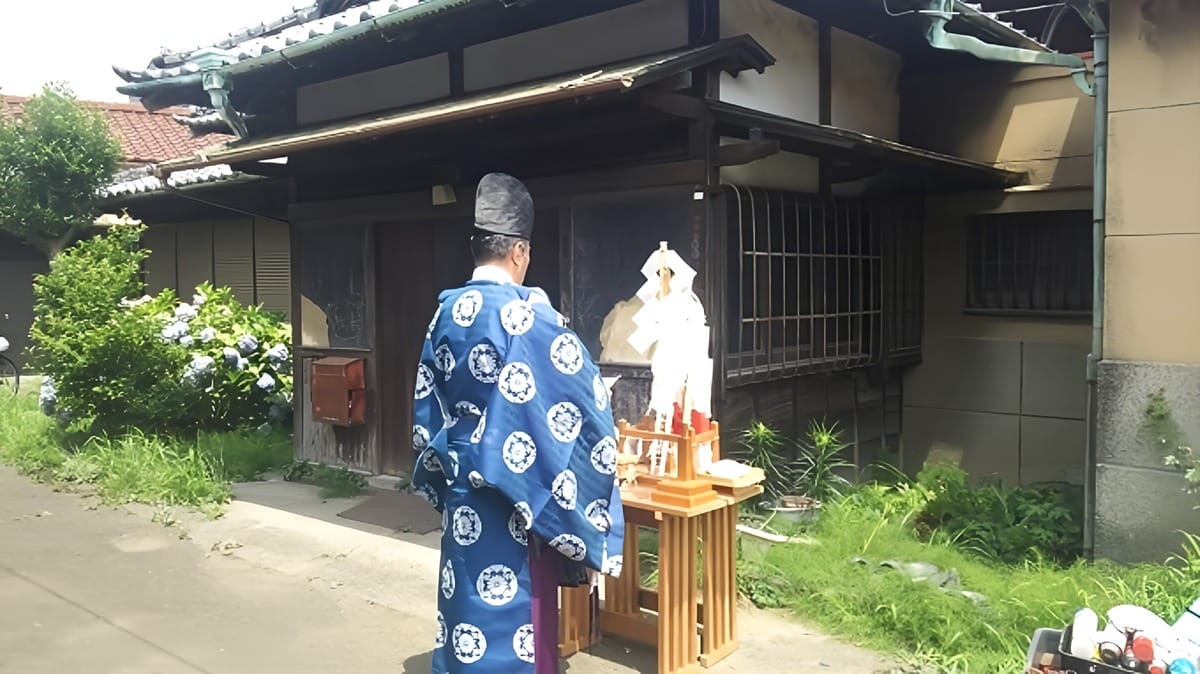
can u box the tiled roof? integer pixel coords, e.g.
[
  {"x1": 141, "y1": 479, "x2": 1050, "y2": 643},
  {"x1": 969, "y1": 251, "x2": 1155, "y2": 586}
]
[
  {"x1": 114, "y1": 0, "x2": 449, "y2": 84},
  {"x1": 1, "y1": 95, "x2": 229, "y2": 164},
  {"x1": 101, "y1": 164, "x2": 250, "y2": 199}
]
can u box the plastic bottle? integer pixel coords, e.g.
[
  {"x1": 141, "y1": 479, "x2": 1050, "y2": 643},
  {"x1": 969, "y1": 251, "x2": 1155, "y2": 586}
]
[
  {"x1": 1071, "y1": 608, "x2": 1100, "y2": 659},
  {"x1": 1169, "y1": 659, "x2": 1198, "y2": 674}
]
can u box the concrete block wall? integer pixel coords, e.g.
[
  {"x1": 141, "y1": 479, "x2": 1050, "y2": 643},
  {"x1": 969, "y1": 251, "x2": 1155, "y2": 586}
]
[{"x1": 903, "y1": 337, "x2": 1088, "y2": 487}]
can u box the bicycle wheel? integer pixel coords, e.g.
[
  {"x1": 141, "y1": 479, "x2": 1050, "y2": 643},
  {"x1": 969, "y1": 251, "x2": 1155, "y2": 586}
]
[{"x1": 0, "y1": 355, "x2": 18, "y2": 398}]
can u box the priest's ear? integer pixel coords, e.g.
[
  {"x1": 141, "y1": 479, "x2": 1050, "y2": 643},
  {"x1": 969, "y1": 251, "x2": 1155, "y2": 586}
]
[{"x1": 512, "y1": 239, "x2": 531, "y2": 283}]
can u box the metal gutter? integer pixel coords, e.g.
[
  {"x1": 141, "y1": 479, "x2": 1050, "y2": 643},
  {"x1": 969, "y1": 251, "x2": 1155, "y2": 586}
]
[
  {"x1": 951, "y1": 1, "x2": 1054, "y2": 53},
  {"x1": 117, "y1": 0, "x2": 490, "y2": 100},
  {"x1": 921, "y1": 0, "x2": 1093, "y2": 95}
]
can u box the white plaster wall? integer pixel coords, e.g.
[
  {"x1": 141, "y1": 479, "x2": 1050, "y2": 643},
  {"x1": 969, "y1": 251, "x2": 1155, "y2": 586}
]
[
  {"x1": 831, "y1": 27, "x2": 900, "y2": 140},
  {"x1": 464, "y1": 0, "x2": 689, "y2": 92},
  {"x1": 718, "y1": 0, "x2": 820, "y2": 123},
  {"x1": 297, "y1": 54, "x2": 451, "y2": 126}
]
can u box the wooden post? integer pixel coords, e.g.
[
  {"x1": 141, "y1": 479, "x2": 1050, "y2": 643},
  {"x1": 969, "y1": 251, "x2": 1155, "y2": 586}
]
[
  {"x1": 699, "y1": 503, "x2": 739, "y2": 667},
  {"x1": 658, "y1": 513, "x2": 699, "y2": 674}
]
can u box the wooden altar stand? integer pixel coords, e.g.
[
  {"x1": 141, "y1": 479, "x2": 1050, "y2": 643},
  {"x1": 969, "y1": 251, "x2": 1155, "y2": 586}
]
[{"x1": 559, "y1": 421, "x2": 763, "y2": 674}]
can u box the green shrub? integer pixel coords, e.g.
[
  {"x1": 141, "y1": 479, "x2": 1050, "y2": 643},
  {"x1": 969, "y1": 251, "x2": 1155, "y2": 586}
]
[
  {"x1": 914, "y1": 463, "x2": 1083, "y2": 565},
  {"x1": 197, "y1": 429, "x2": 293, "y2": 482},
  {"x1": 30, "y1": 222, "x2": 293, "y2": 434}
]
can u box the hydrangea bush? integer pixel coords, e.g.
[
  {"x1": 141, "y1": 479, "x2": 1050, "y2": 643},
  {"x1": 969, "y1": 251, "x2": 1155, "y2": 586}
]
[{"x1": 30, "y1": 222, "x2": 293, "y2": 434}]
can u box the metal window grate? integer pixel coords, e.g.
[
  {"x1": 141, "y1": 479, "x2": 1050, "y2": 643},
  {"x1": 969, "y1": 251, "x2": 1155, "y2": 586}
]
[
  {"x1": 966, "y1": 211, "x2": 1092, "y2": 315},
  {"x1": 725, "y1": 187, "x2": 923, "y2": 386}
]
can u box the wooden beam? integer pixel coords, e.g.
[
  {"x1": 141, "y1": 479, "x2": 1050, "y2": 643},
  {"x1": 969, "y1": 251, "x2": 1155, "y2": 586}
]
[
  {"x1": 638, "y1": 90, "x2": 707, "y2": 119},
  {"x1": 819, "y1": 20, "x2": 833, "y2": 197},
  {"x1": 713, "y1": 139, "x2": 781, "y2": 167}
]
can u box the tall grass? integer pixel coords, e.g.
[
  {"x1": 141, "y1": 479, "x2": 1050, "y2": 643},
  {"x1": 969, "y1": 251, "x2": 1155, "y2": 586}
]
[
  {"x1": 0, "y1": 394, "x2": 293, "y2": 513},
  {"x1": 740, "y1": 493, "x2": 1200, "y2": 673}
]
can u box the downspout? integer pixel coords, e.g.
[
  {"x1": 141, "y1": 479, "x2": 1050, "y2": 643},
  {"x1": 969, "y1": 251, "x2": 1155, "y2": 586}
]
[
  {"x1": 193, "y1": 48, "x2": 249, "y2": 139},
  {"x1": 1068, "y1": 0, "x2": 1108, "y2": 561},
  {"x1": 919, "y1": 0, "x2": 1094, "y2": 95},
  {"x1": 916, "y1": 0, "x2": 1109, "y2": 557}
]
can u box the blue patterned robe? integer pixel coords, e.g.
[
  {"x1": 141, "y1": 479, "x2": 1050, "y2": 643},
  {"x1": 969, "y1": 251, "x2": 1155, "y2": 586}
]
[{"x1": 411, "y1": 279, "x2": 626, "y2": 674}]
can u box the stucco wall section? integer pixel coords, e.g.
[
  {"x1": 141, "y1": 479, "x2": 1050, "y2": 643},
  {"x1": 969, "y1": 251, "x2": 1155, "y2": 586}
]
[
  {"x1": 1095, "y1": 360, "x2": 1200, "y2": 562},
  {"x1": 719, "y1": 0, "x2": 820, "y2": 124},
  {"x1": 1105, "y1": 235, "x2": 1200, "y2": 364},
  {"x1": 830, "y1": 28, "x2": 900, "y2": 140},
  {"x1": 1109, "y1": 0, "x2": 1200, "y2": 113},
  {"x1": 902, "y1": 65, "x2": 1093, "y2": 189},
  {"x1": 904, "y1": 190, "x2": 1091, "y2": 486}
]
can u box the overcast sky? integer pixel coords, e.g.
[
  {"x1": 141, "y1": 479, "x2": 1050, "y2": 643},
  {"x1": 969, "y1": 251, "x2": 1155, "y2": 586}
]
[{"x1": 0, "y1": 0, "x2": 303, "y2": 101}]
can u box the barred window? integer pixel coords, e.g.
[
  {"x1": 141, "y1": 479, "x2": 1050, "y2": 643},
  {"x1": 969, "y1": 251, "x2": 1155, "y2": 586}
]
[
  {"x1": 966, "y1": 211, "x2": 1092, "y2": 315},
  {"x1": 725, "y1": 187, "x2": 922, "y2": 386}
]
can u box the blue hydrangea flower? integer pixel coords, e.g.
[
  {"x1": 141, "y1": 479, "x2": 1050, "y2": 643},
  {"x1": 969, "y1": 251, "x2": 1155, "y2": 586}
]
[
  {"x1": 183, "y1": 355, "x2": 216, "y2": 386},
  {"x1": 237, "y1": 335, "x2": 259, "y2": 355},
  {"x1": 268, "y1": 404, "x2": 290, "y2": 423},
  {"x1": 222, "y1": 347, "x2": 240, "y2": 367},
  {"x1": 256, "y1": 373, "x2": 276, "y2": 393},
  {"x1": 179, "y1": 335, "x2": 194, "y2": 347},
  {"x1": 199, "y1": 327, "x2": 216, "y2": 344},
  {"x1": 161, "y1": 321, "x2": 189, "y2": 343},
  {"x1": 266, "y1": 344, "x2": 289, "y2": 365},
  {"x1": 237, "y1": 357, "x2": 249, "y2": 371},
  {"x1": 192, "y1": 292, "x2": 207, "y2": 307},
  {"x1": 174, "y1": 303, "x2": 198, "y2": 322},
  {"x1": 38, "y1": 377, "x2": 57, "y2": 416}
]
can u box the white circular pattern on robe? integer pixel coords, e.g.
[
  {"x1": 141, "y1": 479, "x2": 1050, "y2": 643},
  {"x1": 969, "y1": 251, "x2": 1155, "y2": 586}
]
[
  {"x1": 593, "y1": 374, "x2": 609, "y2": 411},
  {"x1": 585, "y1": 499, "x2": 611, "y2": 533},
  {"x1": 549, "y1": 534, "x2": 587, "y2": 562},
  {"x1": 590, "y1": 436, "x2": 617, "y2": 476},
  {"x1": 441, "y1": 559, "x2": 456, "y2": 599},
  {"x1": 419, "y1": 448, "x2": 441, "y2": 473},
  {"x1": 498, "y1": 362, "x2": 536, "y2": 404},
  {"x1": 414, "y1": 364, "x2": 435, "y2": 400},
  {"x1": 552, "y1": 470, "x2": 578, "y2": 511},
  {"x1": 514, "y1": 501, "x2": 533, "y2": 530},
  {"x1": 502, "y1": 431, "x2": 537, "y2": 474},
  {"x1": 451, "y1": 290, "x2": 484, "y2": 327},
  {"x1": 452, "y1": 623, "x2": 488, "y2": 664},
  {"x1": 467, "y1": 343, "x2": 502, "y2": 383},
  {"x1": 454, "y1": 401, "x2": 482, "y2": 419},
  {"x1": 500, "y1": 299, "x2": 536, "y2": 336},
  {"x1": 415, "y1": 483, "x2": 439, "y2": 509},
  {"x1": 546, "y1": 402, "x2": 583, "y2": 443},
  {"x1": 513, "y1": 624, "x2": 536, "y2": 664},
  {"x1": 451, "y1": 506, "x2": 482, "y2": 546},
  {"x1": 602, "y1": 553, "x2": 624, "y2": 577},
  {"x1": 470, "y1": 409, "x2": 488, "y2": 444},
  {"x1": 435, "y1": 611, "x2": 447, "y2": 648},
  {"x1": 468, "y1": 470, "x2": 487, "y2": 489},
  {"x1": 508, "y1": 507, "x2": 528, "y2": 546},
  {"x1": 434, "y1": 344, "x2": 456, "y2": 380},
  {"x1": 549, "y1": 333, "x2": 585, "y2": 375},
  {"x1": 476, "y1": 564, "x2": 519, "y2": 607},
  {"x1": 413, "y1": 425, "x2": 431, "y2": 452}
]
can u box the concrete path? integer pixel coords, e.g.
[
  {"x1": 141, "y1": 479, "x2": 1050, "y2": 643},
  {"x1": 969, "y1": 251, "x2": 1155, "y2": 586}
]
[{"x1": 0, "y1": 468, "x2": 894, "y2": 674}]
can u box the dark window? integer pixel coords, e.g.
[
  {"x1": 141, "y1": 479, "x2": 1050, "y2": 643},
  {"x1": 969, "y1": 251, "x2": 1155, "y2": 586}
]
[
  {"x1": 725, "y1": 187, "x2": 922, "y2": 386},
  {"x1": 966, "y1": 211, "x2": 1092, "y2": 316},
  {"x1": 297, "y1": 223, "x2": 368, "y2": 349}
]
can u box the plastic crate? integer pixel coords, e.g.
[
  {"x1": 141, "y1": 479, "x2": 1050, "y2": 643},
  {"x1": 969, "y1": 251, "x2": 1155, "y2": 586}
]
[{"x1": 1055, "y1": 624, "x2": 1140, "y2": 674}]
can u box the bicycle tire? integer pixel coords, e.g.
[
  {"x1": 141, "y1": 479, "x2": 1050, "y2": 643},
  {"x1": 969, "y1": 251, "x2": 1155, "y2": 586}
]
[{"x1": 0, "y1": 355, "x2": 18, "y2": 398}]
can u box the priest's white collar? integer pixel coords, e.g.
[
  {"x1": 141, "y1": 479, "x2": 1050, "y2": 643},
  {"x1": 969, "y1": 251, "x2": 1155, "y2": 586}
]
[{"x1": 471, "y1": 264, "x2": 515, "y2": 285}]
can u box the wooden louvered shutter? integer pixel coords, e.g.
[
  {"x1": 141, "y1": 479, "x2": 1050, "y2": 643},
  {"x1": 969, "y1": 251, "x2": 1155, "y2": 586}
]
[
  {"x1": 176, "y1": 222, "x2": 214, "y2": 298},
  {"x1": 213, "y1": 219, "x2": 255, "y2": 305},
  {"x1": 254, "y1": 218, "x2": 291, "y2": 317},
  {"x1": 141, "y1": 225, "x2": 178, "y2": 295}
]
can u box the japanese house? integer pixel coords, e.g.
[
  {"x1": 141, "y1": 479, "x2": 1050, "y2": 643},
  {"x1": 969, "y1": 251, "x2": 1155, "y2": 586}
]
[{"x1": 113, "y1": 0, "x2": 1197, "y2": 561}]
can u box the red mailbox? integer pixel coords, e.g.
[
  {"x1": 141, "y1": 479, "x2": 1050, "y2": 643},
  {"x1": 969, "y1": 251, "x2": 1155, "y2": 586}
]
[{"x1": 311, "y1": 357, "x2": 366, "y2": 426}]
